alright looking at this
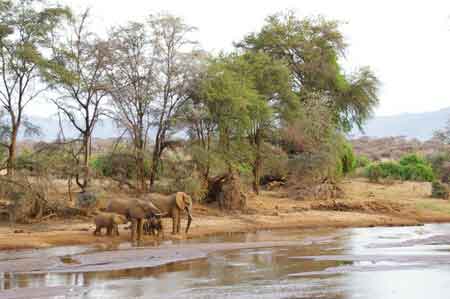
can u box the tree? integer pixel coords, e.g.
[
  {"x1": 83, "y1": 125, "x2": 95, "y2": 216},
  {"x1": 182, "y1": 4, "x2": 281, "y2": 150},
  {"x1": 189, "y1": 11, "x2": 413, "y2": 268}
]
[
  {"x1": 147, "y1": 13, "x2": 201, "y2": 188},
  {"x1": 434, "y1": 119, "x2": 450, "y2": 145},
  {"x1": 237, "y1": 11, "x2": 379, "y2": 132},
  {"x1": 0, "y1": 0, "x2": 70, "y2": 175},
  {"x1": 197, "y1": 52, "x2": 296, "y2": 193},
  {"x1": 199, "y1": 54, "x2": 257, "y2": 175},
  {"x1": 106, "y1": 21, "x2": 156, "y2": 191},
  {"x1": 47, "y1": 9, "x2": 109, "y2": 190}
]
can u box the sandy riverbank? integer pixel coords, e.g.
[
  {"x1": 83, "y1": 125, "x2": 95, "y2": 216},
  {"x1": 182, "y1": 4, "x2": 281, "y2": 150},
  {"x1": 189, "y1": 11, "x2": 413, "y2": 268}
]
[{"x1": 0, "y1": 179, "x2": 449, "y2": 250}]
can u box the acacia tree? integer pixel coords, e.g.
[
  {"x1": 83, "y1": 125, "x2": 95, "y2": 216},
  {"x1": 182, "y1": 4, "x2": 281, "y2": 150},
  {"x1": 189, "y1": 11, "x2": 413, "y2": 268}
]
[
  {"x1": 199, "y1": 54, "x2": 258, "y2": 175},
  {"x1": 0, "y1": 0, "x2": 70, "y2": 175},
  {"x1": 47, "y1": 9, "x2": 110, "y2": 190},
  {"x1": 147, "y1": 13, "x2": 201, "y2": 188},
  {"x1": 238, "y1": 11, "x2": 379, "y2": 132},
  {"x1": 182, "y1": 98, "x2": 216, "y2": 181},
  {"x1": 106, "y1": 22, "x2": 156, "y2": 191},
  {"x1": 197, "y1": 52, "x2": 296, "y2": 194}
]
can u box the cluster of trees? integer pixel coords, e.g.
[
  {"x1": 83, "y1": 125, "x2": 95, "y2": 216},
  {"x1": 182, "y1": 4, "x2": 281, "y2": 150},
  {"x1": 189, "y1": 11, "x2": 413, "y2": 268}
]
[{"x1": 0, "y1": 1, "x2": 379, "y2": 198}]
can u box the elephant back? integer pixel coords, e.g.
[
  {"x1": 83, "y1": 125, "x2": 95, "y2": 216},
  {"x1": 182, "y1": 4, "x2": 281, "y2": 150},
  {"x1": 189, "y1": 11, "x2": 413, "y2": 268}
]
[
  {"x1": 146, "y1": 194, "x2": 173, "y2": 215},
  {"x1": 105, "y1": 199, "x2": 129, "y2": 216}
]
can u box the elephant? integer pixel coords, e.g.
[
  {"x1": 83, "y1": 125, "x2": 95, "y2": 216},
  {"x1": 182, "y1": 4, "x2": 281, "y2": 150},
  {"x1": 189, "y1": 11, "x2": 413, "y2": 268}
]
[
  {"x1": 105, "y1": 198, "x2": 163, "y2": 241},
  {"x1": 126, "y1": 199, "x2": 164, "y2": 241},
  {"x1": 93, "y1": 212, "x2": 127, "y2": 236},
  {"x1": 149, "y1": 192, "x2": 193, "y2": 235},
  {"x1": 105, "y1": 199, "x2": 131, "y2": 218},
  {"x1": 143, "y1": 215, "x2": 163, "y2": 236}
]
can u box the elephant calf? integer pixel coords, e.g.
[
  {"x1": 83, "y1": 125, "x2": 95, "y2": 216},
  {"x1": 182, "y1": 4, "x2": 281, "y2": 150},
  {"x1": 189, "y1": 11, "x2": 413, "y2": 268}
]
[
  {"x1": 93, "y1": 212, "x2": 127, "y2": 236},
  {"x1": 143, "y1": 215, "x2": 163, "y2": 236}
]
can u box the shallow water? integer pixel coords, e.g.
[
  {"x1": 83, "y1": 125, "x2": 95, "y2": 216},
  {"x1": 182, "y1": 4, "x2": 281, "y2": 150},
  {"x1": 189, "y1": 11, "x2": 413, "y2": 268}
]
[{"x1": 2, "y1": 224, "x2": 450, "y2": 298}]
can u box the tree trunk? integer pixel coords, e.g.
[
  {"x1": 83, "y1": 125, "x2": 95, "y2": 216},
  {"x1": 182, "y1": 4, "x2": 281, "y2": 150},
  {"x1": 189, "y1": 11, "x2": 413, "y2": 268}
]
[
  {"x1": 149, "y1": 146, "x2": 160, "y2": 189},
  {"x1": 136, "y1": 146, "x2": 146, "y2": 192},
  {"x1": 252, "y1": 130, "x2": 262, "y2": 195},
  {"x1": 6, "y1": 127, "x2": 18, "y2": 176},
  {"x1": 77, "y1": 133, "x2": 91, "y2": 190}
]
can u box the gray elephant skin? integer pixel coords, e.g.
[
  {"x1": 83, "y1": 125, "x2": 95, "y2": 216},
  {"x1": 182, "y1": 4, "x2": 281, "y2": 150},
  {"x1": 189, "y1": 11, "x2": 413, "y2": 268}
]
[
  {"x1": 93, "y1": 212, "x2": 127, "y2": 236},
  {"x1": 149, "y1": 192, "x2": 193, "y2": 235},
  {"x1": 105, "y1": 198, "x2": 162, "y2": 241}
]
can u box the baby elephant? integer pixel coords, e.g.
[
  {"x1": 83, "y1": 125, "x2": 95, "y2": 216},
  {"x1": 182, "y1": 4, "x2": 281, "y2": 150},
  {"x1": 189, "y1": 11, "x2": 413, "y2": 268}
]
[
  {"x1": 143, "y1": 215, "x2": 163, "y2": 236},
  {"x1": 93, "y1": 212, "x2": 128, "y2": 236}
]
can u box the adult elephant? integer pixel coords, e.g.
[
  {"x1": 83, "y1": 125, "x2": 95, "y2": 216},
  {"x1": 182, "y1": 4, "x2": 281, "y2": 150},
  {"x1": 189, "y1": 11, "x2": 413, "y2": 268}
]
[
  {"x1": 105, "y1": 198, "x2": 162, "y2": 241},
  {"x1": 149, "y1": 192, "x2": 193, "y2": 234}
]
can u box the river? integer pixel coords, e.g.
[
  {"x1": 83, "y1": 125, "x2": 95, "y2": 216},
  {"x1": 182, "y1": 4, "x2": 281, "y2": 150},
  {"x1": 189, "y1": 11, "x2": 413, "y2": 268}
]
[{"x1": 1, "y1": 224, "x2": 450, "y2": 298}]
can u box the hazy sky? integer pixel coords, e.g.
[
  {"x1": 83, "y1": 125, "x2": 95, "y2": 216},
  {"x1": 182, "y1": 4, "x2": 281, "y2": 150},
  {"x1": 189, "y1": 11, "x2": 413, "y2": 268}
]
[{"x1": 32, "y1": 0, "x2": 450, "y2": 117}]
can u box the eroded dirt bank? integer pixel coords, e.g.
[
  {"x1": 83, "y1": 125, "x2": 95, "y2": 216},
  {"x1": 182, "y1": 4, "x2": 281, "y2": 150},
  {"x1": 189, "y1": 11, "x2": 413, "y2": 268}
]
[{"x1": 0, "y1": 179, "x2": 449, "y2": 250}]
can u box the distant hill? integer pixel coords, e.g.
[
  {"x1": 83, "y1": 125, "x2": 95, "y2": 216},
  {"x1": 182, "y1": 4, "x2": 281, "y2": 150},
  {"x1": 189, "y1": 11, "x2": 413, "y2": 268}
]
[
  {"x1": 20, "y1": 106, "x2": 450, "y2": 141},
  {"x1": 351, "y1": 107, "x2": 450, "y2": 140},
  {"x1": 21, "y1": 116, "x2": 121, "y2": 141}
]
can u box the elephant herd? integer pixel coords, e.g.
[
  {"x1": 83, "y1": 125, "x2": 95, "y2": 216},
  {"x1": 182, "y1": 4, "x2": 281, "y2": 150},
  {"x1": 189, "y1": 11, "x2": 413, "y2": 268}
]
[{"x1": 93, "y1": 192, "x2": 193, "y2": 241}]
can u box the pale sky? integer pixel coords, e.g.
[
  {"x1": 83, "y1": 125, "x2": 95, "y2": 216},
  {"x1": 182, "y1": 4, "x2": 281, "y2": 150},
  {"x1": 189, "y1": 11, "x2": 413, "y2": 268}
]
[{"x1": 32, "y1": 0, "x2": 450, "y2": 117}]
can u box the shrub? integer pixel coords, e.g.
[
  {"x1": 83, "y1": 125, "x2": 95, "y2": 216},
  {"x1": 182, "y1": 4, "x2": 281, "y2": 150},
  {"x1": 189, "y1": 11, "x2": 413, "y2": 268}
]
[
  {"x1": 427, "y1": 152, "x2": 450, "y2": 182},
  {"x1": 90, "y1": 152, "x2": 151, "y2": 180},
  {"x1": 355, "y1": 155, "x2": 370, "y2": 168},
  {"x1": 399, "y1": 154, "x2": 428, "y2": 167},
  {"x1": 364, "y1": 163, "x2": 383, "y2": 182},
  {"x1": 339, "y1": 141, "x2": 356, "y2": 175},
  {"x1": 363, "y1": 153, "x2": 435, "y2": 182},
  {"x1": 431, "y1": 181, "x2": 449, "y2": 199},
  {"x1": 401, "y1": 164, "x2": 435, "y2": 182}
]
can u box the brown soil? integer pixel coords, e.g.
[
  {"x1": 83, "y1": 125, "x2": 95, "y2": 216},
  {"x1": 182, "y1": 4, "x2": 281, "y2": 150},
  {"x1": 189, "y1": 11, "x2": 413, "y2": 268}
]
[{"x1": 1, "y1": 178, "x2": 450, "y2": 251}]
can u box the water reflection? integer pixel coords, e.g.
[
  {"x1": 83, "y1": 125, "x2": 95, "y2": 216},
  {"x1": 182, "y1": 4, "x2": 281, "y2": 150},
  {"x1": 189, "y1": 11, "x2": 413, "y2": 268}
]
[{"x1": 2, "y1": 225, "x2": 450, "y2": 298}]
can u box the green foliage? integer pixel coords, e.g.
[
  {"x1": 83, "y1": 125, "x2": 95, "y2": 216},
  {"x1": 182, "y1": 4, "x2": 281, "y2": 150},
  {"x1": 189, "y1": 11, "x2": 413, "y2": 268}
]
[
  {"x1": 90, "y1": 152, "x2": 151, "y2": 180},
  {"x1": 261, "y1": 145, "x2": 289, "y2": 179},
  {"x1": 427, "y1": 152, "x2": 450, "y2": 182},
  {"x1": 355, "y1": 155, "x2": 371, "y2": 168},
  {"x1": 338, "y1": 141, "x2": 356, "y2": 175},
  {"x1": 238, "y1": 10, "x2": 379, "y2": 132},
  {"x1": 364, "y1": 154, "x2": 435, "y2": 182},
  {"x1": 364, "y1": 163, "x2": 383, "y2": 182},
  {"x1": 431, "y1": 181, "x2": 449, "y2": 199},
  {"x1": 15, "y1": 149, "x2": 36, "y2": 172}
]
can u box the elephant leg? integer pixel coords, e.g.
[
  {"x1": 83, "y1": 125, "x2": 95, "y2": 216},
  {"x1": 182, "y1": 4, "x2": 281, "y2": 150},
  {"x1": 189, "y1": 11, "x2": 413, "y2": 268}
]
[
  {"x1": 137, "y1": 219, "x2": 144, "y2": 241},
  {"x1": 131, "y1": 219, "x2": 137, "y2": 241},
  {"x1": 107, "y1": 226, "x2": 112, "y2": 236},
  {"x1": 114, "y1": 224, "x2": 119, "y2": 236},
  {"x1": 172, "y1": 214, "x2": 177, "y2": 234},
  {"x1": 176, "y1": 211, "x2": 181, "y2": 234}
]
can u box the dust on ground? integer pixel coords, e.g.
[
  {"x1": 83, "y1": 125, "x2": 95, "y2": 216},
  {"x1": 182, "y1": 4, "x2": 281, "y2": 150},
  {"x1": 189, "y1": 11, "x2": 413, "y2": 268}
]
[{"x1": 0, "y1": 178, "x2": 449, "y2": 250}]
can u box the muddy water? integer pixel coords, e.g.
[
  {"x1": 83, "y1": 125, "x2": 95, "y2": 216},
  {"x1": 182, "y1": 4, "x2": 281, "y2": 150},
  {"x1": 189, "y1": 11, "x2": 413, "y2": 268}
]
[{"x1": 2, "y1": 224, "x2": 450, "y2": 298}]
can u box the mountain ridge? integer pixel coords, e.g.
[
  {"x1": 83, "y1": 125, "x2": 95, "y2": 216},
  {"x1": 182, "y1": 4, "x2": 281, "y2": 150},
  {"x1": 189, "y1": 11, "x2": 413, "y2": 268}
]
[
  {"x1": 17, "y1": 106, "x2": 450, "y2": 141},
  {"x1": 351, "y1": 107, "x2": 450, "y2": 140}
]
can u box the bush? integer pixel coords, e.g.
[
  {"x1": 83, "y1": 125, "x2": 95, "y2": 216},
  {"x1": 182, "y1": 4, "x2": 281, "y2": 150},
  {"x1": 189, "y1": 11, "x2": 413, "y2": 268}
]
[
  {"x1": 363, "y1": 153, "x2": 435, "y2": 182},
  {"x1": 355, "y1": 155, "x2": 370, "y2": 168},
  {"x1": 339, "y1": 141, "x2": 356, "y2": 175},
  {"x1": 364, "y1": 163, "x2": 381, "y2": 182},
  {"x1": 427, "y1": 152, "x2": 450, "y2": 182},
  {"x1": 431, "y1": 181, "x2": 449, "y2": 199},
  {"x1": 90, "y1": 152, "x2": 151, "y2": 180}
]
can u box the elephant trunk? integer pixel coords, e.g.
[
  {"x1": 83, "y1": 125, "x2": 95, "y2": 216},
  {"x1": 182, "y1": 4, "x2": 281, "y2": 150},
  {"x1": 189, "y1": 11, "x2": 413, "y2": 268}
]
[{"x1": 185, "y1": 207, "x2": 192, "y2": 234}]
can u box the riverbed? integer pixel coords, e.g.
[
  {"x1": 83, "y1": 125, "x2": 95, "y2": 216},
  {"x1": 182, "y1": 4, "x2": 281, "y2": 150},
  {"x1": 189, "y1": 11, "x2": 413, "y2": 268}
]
[{"x1": 1, "y1": 224, "x2": 450, "y2": 298}]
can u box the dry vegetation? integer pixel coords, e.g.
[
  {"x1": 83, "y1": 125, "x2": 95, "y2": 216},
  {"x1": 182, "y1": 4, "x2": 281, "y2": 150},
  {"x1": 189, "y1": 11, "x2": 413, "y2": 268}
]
[
  {"x1": 0, "y1": 178, "x2": 449, "y2": 250},
  {"x1": 352, "y1": 136, "x2": 450, "y2": 161}
]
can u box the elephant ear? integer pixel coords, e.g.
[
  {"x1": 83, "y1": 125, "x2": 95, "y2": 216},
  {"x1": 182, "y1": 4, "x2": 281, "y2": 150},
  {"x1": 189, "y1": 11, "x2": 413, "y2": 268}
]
[
  {"x1": 175, "y1": 192, "x2": 186, "y2": 210},
  {"x1": 184, "y1": 194, "x2": 192, "y2": 208}
]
